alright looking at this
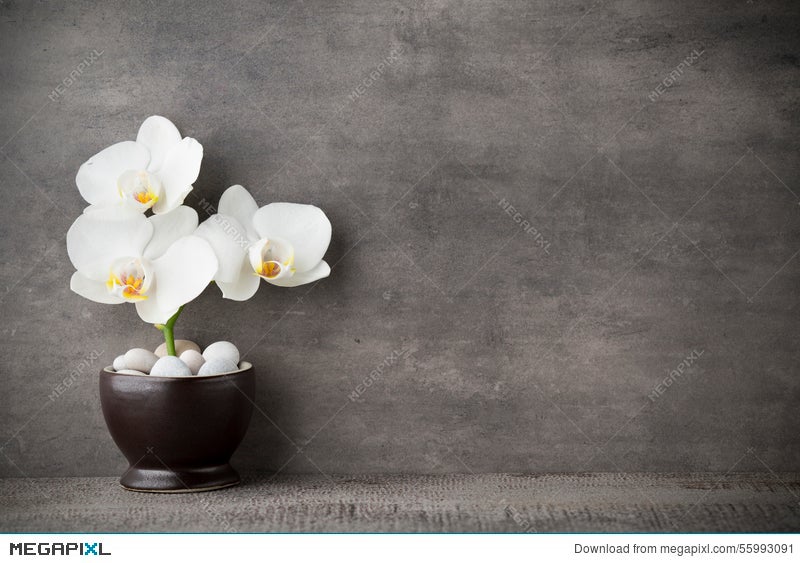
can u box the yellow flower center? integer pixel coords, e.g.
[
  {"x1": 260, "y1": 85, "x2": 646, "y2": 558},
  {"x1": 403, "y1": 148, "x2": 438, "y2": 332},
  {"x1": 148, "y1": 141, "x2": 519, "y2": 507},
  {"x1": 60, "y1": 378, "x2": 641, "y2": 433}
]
[
  {"x1": 257, "y1": 261, "x2": 282, "y2": 279},
  {"x1": 249, "y1": 238, "x2": 296, "y2": 281},
  {"x1": 118, "y1": 170, "x2": 160, "y2": 209},
  {"x1": 133, "y1": 188, "x2": 159, "y2": 206},
  {"x1": 107, "y1": 271, "x2": 148, "y2": 301}
]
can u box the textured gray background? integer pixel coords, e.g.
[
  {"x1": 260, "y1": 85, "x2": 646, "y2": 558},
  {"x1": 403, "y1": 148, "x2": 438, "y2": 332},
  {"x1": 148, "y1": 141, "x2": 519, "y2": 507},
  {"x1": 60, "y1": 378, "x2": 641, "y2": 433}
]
[
  {"x1": 5, "y1": 474, "x2": 800, "y2": 532},
  {"x1": 0, "y1": 0, "x2": 798, "y2": 479}
]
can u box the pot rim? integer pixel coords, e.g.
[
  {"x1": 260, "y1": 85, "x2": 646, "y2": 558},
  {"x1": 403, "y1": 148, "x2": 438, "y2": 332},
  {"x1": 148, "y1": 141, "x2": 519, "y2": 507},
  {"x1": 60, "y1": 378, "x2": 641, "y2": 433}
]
[{"x1": 101, "y1": 361, "x2": 253, "y2": 380}]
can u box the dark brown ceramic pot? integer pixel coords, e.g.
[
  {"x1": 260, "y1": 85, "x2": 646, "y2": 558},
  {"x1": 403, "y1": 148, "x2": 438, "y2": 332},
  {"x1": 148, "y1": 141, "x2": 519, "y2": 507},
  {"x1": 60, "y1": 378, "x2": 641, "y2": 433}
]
[{"x1": 99, "y1": 362, "x2": 254, "y2": 493}]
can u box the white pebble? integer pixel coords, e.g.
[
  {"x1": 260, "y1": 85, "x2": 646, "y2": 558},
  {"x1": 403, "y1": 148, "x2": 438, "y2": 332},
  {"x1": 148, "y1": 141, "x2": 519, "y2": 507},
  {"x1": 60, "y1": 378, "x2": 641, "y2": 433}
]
[
  {"x1": 112, "y1": 355, "x2": 127, "y2": 371},
  {"x1": 149, "y1": 356, "x2": 192, "y2": 377},
  {"x1": 197, "y1": 358, "x2": 239, "y2": 376},
  {"x1": 179, "y1": 350, "x2": 205, "y2": 375},
  {"x1": 154, "y1": 340, "x2": 201, "y2": 358},
  {"x1": 202, "y1": 341, "x2": 240, "y2": 365},
  {"x1": 116, "y1": 369, "x2": 146, "y2": 375},
  {"x1": 124, "y1": 348, "x2": 159, "y2": 373}
]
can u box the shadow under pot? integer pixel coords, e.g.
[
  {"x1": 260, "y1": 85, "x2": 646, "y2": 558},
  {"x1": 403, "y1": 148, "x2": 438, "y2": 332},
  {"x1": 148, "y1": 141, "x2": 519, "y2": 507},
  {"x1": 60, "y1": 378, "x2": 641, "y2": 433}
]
[{"x1": 99, "y1": 363, "x2": 255, "y2": 493}]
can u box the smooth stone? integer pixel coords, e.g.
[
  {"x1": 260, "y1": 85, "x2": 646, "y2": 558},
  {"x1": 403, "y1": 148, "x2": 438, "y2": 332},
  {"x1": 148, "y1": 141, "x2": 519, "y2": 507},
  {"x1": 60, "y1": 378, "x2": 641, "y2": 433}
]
[
  {"x1": 197, "y1": 358, "x2": 239, "y2": 376},
  {"x1": 202, "y1": 341, "x2": 240, "y2": 365},
  {"x1": 149, "y1": 356, "x2": 193, "y2": 377},
  {"x1": 179, "y1": 350, "x2": 205, "y2": 375},
  {"x1": 116, "y1": 369, "x2": 146, "y2": 375},
  {"x1": 112, "y1": 355, "x2": 127, "y2": 371},
  {"x1": 124, "y1": 348, "x2": 159, "y2": 374},
  {"x1": 154, "y1": 340, "x2": 201, "y2": 358}
]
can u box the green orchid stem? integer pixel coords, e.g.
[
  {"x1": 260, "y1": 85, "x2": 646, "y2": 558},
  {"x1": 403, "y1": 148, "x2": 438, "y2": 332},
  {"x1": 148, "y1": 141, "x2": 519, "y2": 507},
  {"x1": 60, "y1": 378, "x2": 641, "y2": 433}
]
[{"x1": 155, "y1": 305, "x2": 185, "y2": 356}]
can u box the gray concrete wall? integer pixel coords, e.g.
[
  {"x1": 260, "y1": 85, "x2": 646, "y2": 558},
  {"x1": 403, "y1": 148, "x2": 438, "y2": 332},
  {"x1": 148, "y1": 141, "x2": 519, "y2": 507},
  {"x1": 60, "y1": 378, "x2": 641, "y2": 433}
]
[{"x1": 1, "y1": 0, "x2": 798, "y2": 478}]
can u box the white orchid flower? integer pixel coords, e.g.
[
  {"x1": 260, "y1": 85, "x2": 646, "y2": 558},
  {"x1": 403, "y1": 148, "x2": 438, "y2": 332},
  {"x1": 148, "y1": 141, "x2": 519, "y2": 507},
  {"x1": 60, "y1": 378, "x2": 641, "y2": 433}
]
[
  {"x1": 66, "y1": 206, "x2": 218, "y2": 323},
  {"x1": 76, "y1": 116, "x2": 203, "y2": 215},
  {"x1": 195, "y1": 185, "x2": 332, "y2": 301}
]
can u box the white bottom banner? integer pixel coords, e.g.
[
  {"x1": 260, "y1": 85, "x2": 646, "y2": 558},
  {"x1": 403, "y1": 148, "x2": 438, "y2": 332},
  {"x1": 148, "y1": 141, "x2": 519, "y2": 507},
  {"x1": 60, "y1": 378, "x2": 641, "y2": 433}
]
[{"x1": 1, "y1": 534, "x2": 796, "y2": 562}]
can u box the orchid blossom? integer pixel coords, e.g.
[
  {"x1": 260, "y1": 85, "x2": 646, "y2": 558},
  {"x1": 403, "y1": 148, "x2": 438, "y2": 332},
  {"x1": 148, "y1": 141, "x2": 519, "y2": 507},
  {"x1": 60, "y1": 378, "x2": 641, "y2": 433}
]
[
  {"x1": 195, "y1": 185, "x2": 332, "y2": 300},
  {"x1": 68, "y1": 117, "x2": 334, "y2": 360},
  {"x1": 66, "y1": 206, "x2": 218, "y2": 327},
  {"x1": 76, "y1": 116, "x2": 202, "y2": 215}
]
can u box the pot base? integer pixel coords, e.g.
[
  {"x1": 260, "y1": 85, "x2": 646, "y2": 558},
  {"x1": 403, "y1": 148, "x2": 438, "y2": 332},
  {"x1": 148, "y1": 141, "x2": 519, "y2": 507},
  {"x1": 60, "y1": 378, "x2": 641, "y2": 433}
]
[
  {"x1": 101, "y1": 363, "x2": 255, "y2": 495},
  {"x1": 120, "y1": 463, "x2": 241, "y2": 493}
]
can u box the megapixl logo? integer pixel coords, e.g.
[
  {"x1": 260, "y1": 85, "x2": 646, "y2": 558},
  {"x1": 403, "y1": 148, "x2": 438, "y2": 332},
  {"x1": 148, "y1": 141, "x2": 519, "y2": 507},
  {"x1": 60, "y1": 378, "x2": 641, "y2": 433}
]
[{"x1": 9, "y1": 542, "x2": 111, "y2": 556}]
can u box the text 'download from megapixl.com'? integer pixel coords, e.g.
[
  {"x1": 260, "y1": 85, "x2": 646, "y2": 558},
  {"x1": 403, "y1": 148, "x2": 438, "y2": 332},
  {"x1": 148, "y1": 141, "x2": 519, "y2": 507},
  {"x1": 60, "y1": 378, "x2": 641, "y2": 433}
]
[
  {"x1": 574, "y1": 542, "x2": 794, "y2": 557},
  {"x1": 3, "y1": 535, "x2": 797, "y2": 562}
]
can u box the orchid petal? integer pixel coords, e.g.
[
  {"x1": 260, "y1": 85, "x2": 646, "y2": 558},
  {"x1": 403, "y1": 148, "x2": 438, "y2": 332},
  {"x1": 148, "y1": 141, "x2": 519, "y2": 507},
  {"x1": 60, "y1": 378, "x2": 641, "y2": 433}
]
[
  {"x1": 82, "y1": 202, "x2": 147, "y2": 220},
  {"x1": 70, "y1": 271, "x2": 125, "y2": 304},
  {"x1": 216, "y1": 257, "x2": 261, "y2": 301},
  {"x1": 135, "y1": 293, "x2": 178, "y2": 324},
  {"x1": 264, "y1": 260, "x2": 331, "y2": 288},
  {"x1": 66, "y1": 212, "x2": 153, "y2": 280},
  {"x1": 149, "y1": 235, "x2": 217, "y2": 313},
  {"x1": 76, "y1": 141, "x2": 150, "y2": 206},
  {"x1": 136, "y1": 116, "x2": 182, "y2": 172},
  {"x1": 194, "y1": 214, "x2": 249, "y2": 283},
  {"x1": 219, "y1": 185, "x2": 260, "y2": 242},
  {"x1": 152, "y1": 137, "x2": 202, "y2": 214},
  {"x1": 252, "y1": 203, "x2": 331, "y2": 272},
  {"x1": 144, "y1": 206, "x2": 199, "y2": 260}
]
